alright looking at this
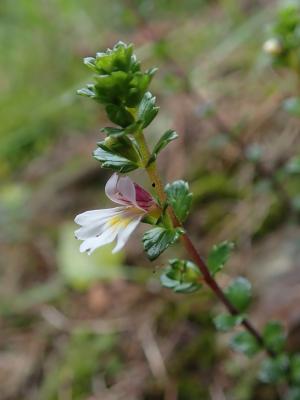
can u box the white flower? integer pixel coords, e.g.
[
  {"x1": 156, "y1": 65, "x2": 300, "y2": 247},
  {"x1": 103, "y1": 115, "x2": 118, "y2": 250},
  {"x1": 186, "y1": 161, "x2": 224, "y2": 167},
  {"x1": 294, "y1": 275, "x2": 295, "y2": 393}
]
[{"x1": 74, "y1": 173, "x2": 156, "y2": 255}]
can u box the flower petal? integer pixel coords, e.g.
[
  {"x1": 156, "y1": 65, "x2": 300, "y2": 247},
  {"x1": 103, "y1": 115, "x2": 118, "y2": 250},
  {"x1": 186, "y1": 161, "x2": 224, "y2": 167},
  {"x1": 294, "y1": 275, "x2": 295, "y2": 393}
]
[
  {"x1": 104, "y1": 173, "x2": 118, "y2": 202},
  {"x1": 112, "y1": 216, "x2": 142, "y2": 253},
  {"x1": 79, "y1": 225, "x2": 119, "y2": 255},
  {"x1": 74, "y1": 207, "x2": 126, "y2": 226},
  {"x1": 134, "y1": 183, "x2": 155, "y2": 211},
  {"x1": 75, "y1": 221, "x2": 104, "y2": 240},
  {"x1": 117, "y1": 176, "x2": 136, "y2": 204},
  {"x1": 105, "y1": 173, "x2": 136, "y2": 206}
]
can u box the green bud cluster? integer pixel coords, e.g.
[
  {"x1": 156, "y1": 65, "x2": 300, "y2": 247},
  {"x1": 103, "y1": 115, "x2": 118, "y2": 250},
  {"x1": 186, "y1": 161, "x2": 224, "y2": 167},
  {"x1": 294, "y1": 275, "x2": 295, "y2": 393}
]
[
  {"x1": 78, "y1": 42, "x2": 165, "y2": 174},
  {"x1": 78, "y1": 41, "x2": 157, "y2": 128}
]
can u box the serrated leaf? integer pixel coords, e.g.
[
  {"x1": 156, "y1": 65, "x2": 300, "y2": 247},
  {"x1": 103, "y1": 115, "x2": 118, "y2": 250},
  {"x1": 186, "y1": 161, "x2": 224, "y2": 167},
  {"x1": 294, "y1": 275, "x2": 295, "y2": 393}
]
[
  {"x1": 207, "y1": 241, "x2": 234, "y2": 276},
  {"x1": 263, "y1": 321, "x2": 286, "y2": 353},
  {"x1": 77, "y1": 87, "x2": 96, "y2": 98},
  {"x1": 283, "y1": 97, "x2": 300, "y2": 117},
  {"x1": 143, "y1": 227, "x2": 183, "y2": 261},
  {"x1": 147, "y1": 130, "x2": 178, "y2": 166},
  {"x1": 137, "y1": 91, "x2": 159, "y2": 128},
  {"x1": 160, "y1": 272, "x2": 178, "y2": 289},
  {"x1": 174, "y1": 282, "x2": 200, "y2": 293},
  {"x1": 230, "y1": 331, "x2": 261, "y2": 357},
  {"x1": 99, "y1": 136, "x2": 140, "y2": 163},
  {"x1": 95, "y1": 41, "x2": 133, "y2": 74},
  {"x1": 127, "y1": 72, "x2": 152, "y2": 106},
  {"x1": 105, "y1": 104, "x2": 134, "y2": 128},
  {"x1": 83, "y1": 57, "x2": 98, "y2": 72},
  {"x1": 146, "y1": 67, "x2": 158, "y2": 77},
  {"x1": 213, "y1": 313, "x2": 244, "y2": 332},
  {"x1": 165, "y1": 180, "x2": 193, "y2": 222},
  {"x1": 93, "y1": 146, "x2": 138, "y2": 173},
  {"x1": 225, "y1": 277, "x2": 252, "y2": 313}
]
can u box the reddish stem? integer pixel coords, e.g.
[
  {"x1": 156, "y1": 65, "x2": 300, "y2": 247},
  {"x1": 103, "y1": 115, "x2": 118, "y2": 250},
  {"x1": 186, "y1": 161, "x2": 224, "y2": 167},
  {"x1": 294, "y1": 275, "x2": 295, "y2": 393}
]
[{"x1": 180, "y1": 232, "x2": 274, "y2": 357}]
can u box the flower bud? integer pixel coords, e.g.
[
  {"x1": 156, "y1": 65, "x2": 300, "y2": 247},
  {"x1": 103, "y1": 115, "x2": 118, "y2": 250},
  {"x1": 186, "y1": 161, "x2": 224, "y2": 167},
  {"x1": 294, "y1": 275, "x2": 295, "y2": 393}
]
[{"x1": 263, "y1": 38, "x2": 282, "y2": 56}]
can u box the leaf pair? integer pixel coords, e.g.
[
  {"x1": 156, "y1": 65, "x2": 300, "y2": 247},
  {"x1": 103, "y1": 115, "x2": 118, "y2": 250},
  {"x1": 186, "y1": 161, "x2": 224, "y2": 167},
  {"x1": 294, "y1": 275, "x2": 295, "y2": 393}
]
[
  {"x1": 160, "y1": 259, "x2": 202, "y2": 293},
  {"x1": 94, "y1": 136, "x2": 140, "y2": 173}
]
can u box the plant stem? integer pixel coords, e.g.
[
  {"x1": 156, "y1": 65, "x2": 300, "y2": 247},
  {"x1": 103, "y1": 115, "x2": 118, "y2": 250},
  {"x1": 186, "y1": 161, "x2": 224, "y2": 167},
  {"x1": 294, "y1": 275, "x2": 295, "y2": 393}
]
[{"x1": 136, "y1": 131, "x2": 274, "y2": 358}]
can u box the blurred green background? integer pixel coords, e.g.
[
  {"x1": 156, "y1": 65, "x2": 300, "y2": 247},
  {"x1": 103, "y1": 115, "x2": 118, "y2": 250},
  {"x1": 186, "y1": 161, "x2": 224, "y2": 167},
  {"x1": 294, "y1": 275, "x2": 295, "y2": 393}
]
[{"x1": 1, "y1": 1, "x2": 300, "y2": 399}]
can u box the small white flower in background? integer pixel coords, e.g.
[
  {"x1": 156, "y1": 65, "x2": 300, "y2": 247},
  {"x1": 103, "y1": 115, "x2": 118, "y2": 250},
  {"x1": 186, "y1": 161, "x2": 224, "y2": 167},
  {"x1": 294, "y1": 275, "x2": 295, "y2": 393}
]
[
  {"x1": 263, "y1": 38, "x2": 282, "y2": 56},
  {"x1": 74, "y1": 173, "x2": 157, "y2": 255}
]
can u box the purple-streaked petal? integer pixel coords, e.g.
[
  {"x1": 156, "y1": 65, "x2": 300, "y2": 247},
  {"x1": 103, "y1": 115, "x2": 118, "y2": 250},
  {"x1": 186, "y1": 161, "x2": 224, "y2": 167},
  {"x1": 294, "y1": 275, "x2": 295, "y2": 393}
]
[
  {"x1": 105, "y1": 173, "x2": 136, "y2": 206},
  {"x1": 134, "y1": 183, "x2": 155, "y2": 211},
  {"x1": 117, "y1": 176, "x2": 136, "y2": 204}
]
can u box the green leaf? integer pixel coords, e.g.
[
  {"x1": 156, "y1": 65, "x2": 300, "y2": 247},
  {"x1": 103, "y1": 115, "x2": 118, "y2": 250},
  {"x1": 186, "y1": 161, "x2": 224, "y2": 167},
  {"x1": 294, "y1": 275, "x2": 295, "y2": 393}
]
[
  {"x1": 258, "y1": 354, "x2": 289, "y2": 384},
  {"x1": 283, "y1": 97, "x2": 300, "y2": 117},
  {"x1": 290, "y1": 354, "x2": 300, "y2": 385},
  {"x1": 165, "y1": 180, "x2": 193, "y2": 222},
  {"x1": 207, "y1": 241, "x2": 234, "y2": 276},
  {"x1": 225, "y1": 277, "x2": 252, "y2": 313},
  {"x1": 101, "y1": 127, "x2": 126, "y2": 138},
  {"x1": 160, "y1": 259, "x2": 202, "y2": 294},
  {"x1": 263, "y1": 321, "x2": 286, "y2": 353},
  {"x1": 147, "y1": 130, "x2": 178, "y2": 166},
  {"x1": 230, "y1": 331, "x2": 261, "y2": 357},
  {"x1": 105, "y1": 104, "x2": 134, "y2": 128},
  {"x1": 213, "y1": 313, "x2": 244, "y2": 332},
  {"x1": 95, "y1": 41, "x2": 134, "y2": 74},
  {"x1": 143, "y1": 227, "x2": 183, "y2": 261},
  {"x1": 94, "y1": 71, "x2": 129, "y2": 103},
  {"x1": 100, "y1": 136, "x2": 140, "y2": 163},
  {"x1": 137, "y1": 91, "x2": 159, "y2": 128},
  {"x1": 77, "y1": 86, "x2": 96, "y2": 98},
  {"x1": 93, "y1": 146, "x2": 138, "y2": 173},
  {"x1": 145, "y1": 67, "x2": 158, "y2": 78},
  {"x1": 83, "y1": 57, "x2": 98, "y2": 72},
  {"x1": 127, "y1": 72, "x2": 152, "y2": 106}
]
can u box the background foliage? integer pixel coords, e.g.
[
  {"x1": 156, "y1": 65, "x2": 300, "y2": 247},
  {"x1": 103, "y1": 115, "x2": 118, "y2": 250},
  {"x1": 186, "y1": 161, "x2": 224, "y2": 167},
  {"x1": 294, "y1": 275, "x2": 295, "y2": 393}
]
[{"x1": 1, "y1": 0, "x2": 300, "y2": 399}]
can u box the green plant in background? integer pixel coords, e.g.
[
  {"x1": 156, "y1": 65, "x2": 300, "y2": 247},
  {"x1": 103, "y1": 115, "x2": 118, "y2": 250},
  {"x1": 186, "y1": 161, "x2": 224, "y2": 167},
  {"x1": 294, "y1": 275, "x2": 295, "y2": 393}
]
[
  {"x1": 262, "y1": 1, "x2": 300, "y2": 215},
  {"x1": 263, "y1": 2, "x2": 300, "y2": 68},
  {"x1": 74, "y1": 41, "x2": 300, "y2": 398},
  {"x1": 263, "y1": 1, "x2": 300, "y2": 119}
]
